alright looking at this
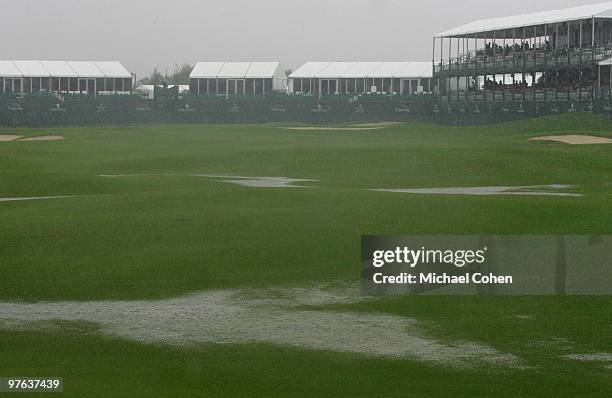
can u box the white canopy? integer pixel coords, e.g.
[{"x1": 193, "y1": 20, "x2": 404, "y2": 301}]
[
  {"x1": 341, "y1": 62, "x2": 381, "y2": 78},
  {"x1": 290, "y1": 62, "x2": 432, "y2": 79},
  {"x1": 0, "y1": 60, "x2": 131, "y2": 78},
  {"x1": 218, "y1": 62, "x2": 252, "y2": 79},
  {"x1": 316, "y1": 62, "x2": 357, "y2": 78},
  {"x1": 93, "y1": 61, "x2": 132, "y2": 79},
  {"x1": 287, "y1": 62, "x2": 329, "y2": 78},
  {"x1": 190, "y1": 62, "x2": 283, "y2": 79},
  {"x1": 436, "y1": 1, "x2": 612, "y2": 37},
  {"x1": 244, "y1": 62, "x2": 283, "y2": 78},
  {"x1": 13, "y1": 60, "x2": 49, "y2": 77},
  {"x1": 40, "y1": 61, "x2": 76, "y2": 77},
  {"x1": 0, "y1": 61, "x2": 25, "y2": 77},
  {"x1": 68, "y1": 61, "x2": 105, "y2": 78}
]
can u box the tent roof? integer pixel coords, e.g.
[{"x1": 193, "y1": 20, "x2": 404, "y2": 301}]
[
  {"x1": 93, "y1": 61, "x2": 131, "y2": 78},
  {"x1": 393, "y1": 62, "x2": 434, "y2": 78},
  {"x1": 218, "y1": 62, "x2": 252, "y2": 78},
  {"x1": 341, "y1": 62, "x2": 382, "y2": 78},
  {"x1": 68, "y1": 61, "x2": 105, "y2": 78},
  {"x1": 190, "y1": 62, "x2": 283, "y2": 79},
  {"x1": 0, "y1": 60, "x2": 24, "y2": 77},
  {"x1": 190, "y1": 62, "x2": 224, "y2": 79},
  {"x1": 40, "y1": 61, "x2": 76, "y2": 77},
  {"x1": 289, "y1": 62, "x2": 432, "y2": 79},
  {"x1": 287, "y1": 62, "x2": 330, "y2": 78},
  {"x1": 0, "y1": 60, "x2": 131, "y2": 78},
  {"x1": 13, "y1": 60, "x2": 49, "y2": 77},
  {"x1": 316, "y1": 62, "x2": 357, "y2": 78},
  {"x1": 436, "y1": 1, "x2": 612, "y2": 37},
  {"x1": 371, "y1": 62, "x2": 414, "y2": 78},
  {"x1": 245, "y1": 62, "x2": 281, "y2": 78}
]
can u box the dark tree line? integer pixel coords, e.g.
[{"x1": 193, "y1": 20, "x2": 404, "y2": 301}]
[{"x1": 138, "y1": 64, "x2": 193, "y2": 86}]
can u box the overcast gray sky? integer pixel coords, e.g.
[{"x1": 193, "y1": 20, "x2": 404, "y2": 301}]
[{"x1": 0, "y1": 0, "x2": 600, "y2": 78}]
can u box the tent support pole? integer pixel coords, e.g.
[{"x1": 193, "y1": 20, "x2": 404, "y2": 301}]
[
  {"x1": 456, "y1": 37, "x2": 460, "y2": 102},
  {"x1": 448, "y1": 37, "x2": 451, "y2": 102},
  {"x1": 544, "y1": 24, "x2": 547, "y2": 102},
  {"x1": 440, "y1": 36, "x2": 443, "y2": 96},
  {"x1": 580, "y1": 19, "x2": 583, "y2": 101},
  {"x1": 533, "y1": 25, "x2": 537, "y2": 102},
  {"x1": 522, "y1": 26, "x2": 526, "y2": 102}
]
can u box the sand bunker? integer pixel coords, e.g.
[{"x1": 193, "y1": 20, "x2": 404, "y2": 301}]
[
  {"x1": 0, "y1": 283, "x2": 520, "y2": 367},
  {"x1": 0, "y1": 196, "x2": 71, "y2": 203},
  {"x1": 0, "y1": 134, "x2": 64, "y2": 142},
  {"x1": 371, "y1": 185, "x2": 581, "y2": 197},
  {"x1": 19, "y1": 135, "x2": 65, "y2": 141},
  {"x1": 0, "y1": 135, "x2": 23, "y2": 142},
  {"x1": 99, "y1": 174, "x2": 317, "y2": 188},
  {"x1": 529, "y1": 135, "x2": 612, "y2": 145},
  {"x1": 282, "y1": 127, "x2": 383, "y2": 131}
]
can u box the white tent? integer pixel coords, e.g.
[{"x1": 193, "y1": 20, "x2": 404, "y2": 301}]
[
  {"x1": 190, "y1": 61, "x2": 284, "y2": 80},
  {"x1": 189, "y1": 61, "x2": 286, "y2": 95},
  {"x1": 290, "y1": 61, "x2": 432, "y2": 79},
  {"x1": 0, "y1": 60, "x2": 132, "y2": 94},
  {"x1": 289, "y1": 61, "x2": 432, "y2": 95}
]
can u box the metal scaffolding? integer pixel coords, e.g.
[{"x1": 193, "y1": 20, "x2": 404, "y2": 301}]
[{"x1": 433, "y1": 8, "x2": 612, "y2": 104}]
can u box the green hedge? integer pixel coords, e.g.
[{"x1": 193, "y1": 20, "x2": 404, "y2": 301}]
[
  {"x1": 0, "y1": 93, "x2": 608, "y2": 126},
  {"x1": 0, "y1": 94, "x2": 434, "y2": 126}
]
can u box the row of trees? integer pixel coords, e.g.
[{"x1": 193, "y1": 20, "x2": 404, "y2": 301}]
[
  {"x1": 138, "y1": 64, "x2": 193, "y2": 86},
  {"x1": 138, "y1": 65, "x2": 293, "y2": 86}
]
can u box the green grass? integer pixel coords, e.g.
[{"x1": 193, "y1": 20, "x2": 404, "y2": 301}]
[{"x1": 1, "y1": 113, "x2": 611, "y2": 396}]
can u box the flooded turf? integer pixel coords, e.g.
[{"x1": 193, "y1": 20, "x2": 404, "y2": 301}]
[
  {"x1": 0, "y1": 196, "x2": 72, "y2": 202},
  {"x1": 0, "y1": 284, "x2": 521, "y2": 367},
  {"x1": 194, "y1": 175, "x2": 317, "y2": 188},
  {"x1": 350, "y1": 122, "x2": 401, "y2": 127},
  {"x1": 98, "y1": 174, "x2": 317, "y2": 188},
  {"x1": 370, "y1": 185, "x2": 581, "y2": 197},
  {"x1": 565, "y1": 353, "x2": 612, "y2": 362}
]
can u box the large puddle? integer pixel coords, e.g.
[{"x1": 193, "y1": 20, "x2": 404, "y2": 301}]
[
  {"x1": 0, "y1": 196, "x2": 72, "y2": 203},
  {"x1": 99, "y1": 174, "x2": 317, "y2": 188},
  {"x1": 194, "y1": 175, "x2": 317, "y2": 188},
  {"x1": 0, "y1": 284, "x2": 520, "y2": 367},
  {"x1": 370, "y1": 185, "x2": 581, "y2": 197}
]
